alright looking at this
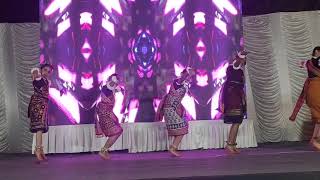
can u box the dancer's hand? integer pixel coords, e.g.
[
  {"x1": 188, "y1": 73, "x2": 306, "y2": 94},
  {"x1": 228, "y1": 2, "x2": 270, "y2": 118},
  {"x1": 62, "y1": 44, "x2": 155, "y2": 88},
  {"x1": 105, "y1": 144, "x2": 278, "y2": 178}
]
[
  {"x1": 299, "y1": 60, "x2": 307, "y2": 68},
  {"x1": 289, "y1": 115, "x2": 295, "y2": 121}
]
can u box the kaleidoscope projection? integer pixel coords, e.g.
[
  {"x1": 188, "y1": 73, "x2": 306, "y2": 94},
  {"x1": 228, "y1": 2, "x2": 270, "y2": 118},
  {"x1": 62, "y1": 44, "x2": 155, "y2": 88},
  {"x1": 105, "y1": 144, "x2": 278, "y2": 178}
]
[
  {"x1": 164, "y1": 0, "x2": 243, "y2": 120},
  {"x1": 128, "y1": 30, "x2": 160, "y2": 78},
  {"x1": 40, "y1": 0, "x2": 123, "y2": 125},
  {"x1": 40, "y1": 0, "x2": 243, "y2": 125}
]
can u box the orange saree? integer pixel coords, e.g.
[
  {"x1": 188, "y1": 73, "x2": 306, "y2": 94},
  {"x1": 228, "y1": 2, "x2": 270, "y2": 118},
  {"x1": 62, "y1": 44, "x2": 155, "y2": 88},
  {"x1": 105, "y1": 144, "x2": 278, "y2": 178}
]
[{"x1": 290, "y1": 60, "x2": 320, "y2": 123}]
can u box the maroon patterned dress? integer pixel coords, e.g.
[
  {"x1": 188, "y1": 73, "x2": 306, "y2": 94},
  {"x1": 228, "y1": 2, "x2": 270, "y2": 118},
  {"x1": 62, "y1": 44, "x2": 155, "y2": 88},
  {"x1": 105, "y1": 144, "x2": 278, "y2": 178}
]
[
  {"x1": 95, "y1": 86, "x2": 123, "y2": 137},
  {"x1": 28, "y1": 78, "x2": 50, "y2": 133},
  {"x1": 220, "y1": 66, "x2": 246, "y2": 124}
]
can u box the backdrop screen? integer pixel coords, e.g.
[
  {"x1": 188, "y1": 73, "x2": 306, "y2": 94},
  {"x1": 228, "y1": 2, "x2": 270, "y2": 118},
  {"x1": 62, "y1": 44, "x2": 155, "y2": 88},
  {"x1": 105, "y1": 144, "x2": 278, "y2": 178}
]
[{"x1": 40, "y1": 0, "x2": 244, "y2": 125}]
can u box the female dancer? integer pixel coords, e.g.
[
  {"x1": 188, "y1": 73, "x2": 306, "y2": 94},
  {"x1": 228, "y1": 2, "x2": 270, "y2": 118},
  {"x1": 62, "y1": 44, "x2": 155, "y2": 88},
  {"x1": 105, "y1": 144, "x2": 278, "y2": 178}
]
[
  {"x1": 290, "y1": 46, "x2": 320, "y2": 150},
  {"x1": 219, "y1": 51, "x2": 247, "y2": 154},
  {"x1": 28, "y1": 63, "x2": 53, "y2": 162},
  {"x1": 96, "y1": 74, "x2": 123, "y2": 160},
  {"x1": 156, "y1": 68, "x2": 195, "y2": 157}
]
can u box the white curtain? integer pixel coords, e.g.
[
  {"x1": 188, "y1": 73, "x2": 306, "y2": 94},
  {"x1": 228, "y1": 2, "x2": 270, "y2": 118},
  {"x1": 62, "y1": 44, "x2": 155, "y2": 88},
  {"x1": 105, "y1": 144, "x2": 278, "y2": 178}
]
[
  {"x1": 243, "y1": 10, "x2": 320, "y2": 142},
  {"x1": 0, "y1": 10, "x2": 319, "y2": 152},
  {"x1": 0, "y1": 24, "x2": 39, "y2": 152}
]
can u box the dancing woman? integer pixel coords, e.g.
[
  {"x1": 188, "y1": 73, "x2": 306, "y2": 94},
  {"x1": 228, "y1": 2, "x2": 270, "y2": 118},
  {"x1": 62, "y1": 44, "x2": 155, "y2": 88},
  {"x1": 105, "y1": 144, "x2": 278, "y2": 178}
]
[
  {"x1": 95, "y1": 74, "x2": 123, "y2": 160},
  {"x1": 28, "y1": 64, "x2": 53, "y2": 162},
  {"x1": 290, "y1": 46, "x2": 320, "y2": 150},
  {"x1": 219, "y1": 51, "x2": 247, "y2": 154},
  {"x1": 156, "y1": 68, "x2": 195, "y2": 157}
]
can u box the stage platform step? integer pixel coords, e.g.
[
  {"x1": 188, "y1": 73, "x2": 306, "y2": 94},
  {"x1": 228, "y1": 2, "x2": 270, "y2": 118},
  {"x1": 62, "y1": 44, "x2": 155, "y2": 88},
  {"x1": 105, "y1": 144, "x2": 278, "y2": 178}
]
[{"x1": 1, "y1": 142, "x2": 320, "y2": 180}]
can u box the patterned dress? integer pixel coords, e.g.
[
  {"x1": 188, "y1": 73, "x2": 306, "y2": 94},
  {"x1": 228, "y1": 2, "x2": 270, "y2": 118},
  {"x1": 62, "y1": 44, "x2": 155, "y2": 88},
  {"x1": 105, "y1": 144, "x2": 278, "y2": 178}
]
[
  {"x1": 220, "y1": 66, "x2": 246, "y2": 124},
  {"x1": 96, "y1": 86, "x2": 123, "y2": 137},
  {"x1": 162, "y1": 79, "x2": 189, "y2": 136},
  {"x1": 28, "y1": 78, "x2": 50, "y2": 133}
]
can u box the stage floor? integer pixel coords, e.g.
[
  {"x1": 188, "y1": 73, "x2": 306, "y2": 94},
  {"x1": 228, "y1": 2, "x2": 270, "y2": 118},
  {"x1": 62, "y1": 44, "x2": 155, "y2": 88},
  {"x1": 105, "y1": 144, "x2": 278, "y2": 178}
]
[{"x1": 1, "y1": 142, "x2": 320, "y2": 180}]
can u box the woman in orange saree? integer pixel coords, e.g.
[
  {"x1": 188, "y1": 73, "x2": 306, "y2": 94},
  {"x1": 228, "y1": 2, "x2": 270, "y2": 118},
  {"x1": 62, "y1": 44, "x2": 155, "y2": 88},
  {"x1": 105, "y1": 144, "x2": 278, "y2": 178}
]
[{"x1": 290, "y1": 46, "x2": 320, "y2": 150}]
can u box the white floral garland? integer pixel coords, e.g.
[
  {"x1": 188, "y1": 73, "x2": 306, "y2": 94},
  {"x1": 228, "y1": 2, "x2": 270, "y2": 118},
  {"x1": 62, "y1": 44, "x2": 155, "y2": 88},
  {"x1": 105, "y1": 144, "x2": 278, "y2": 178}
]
[{"x1": 232, "y1": 60, "x2": 242, "y2": 70}]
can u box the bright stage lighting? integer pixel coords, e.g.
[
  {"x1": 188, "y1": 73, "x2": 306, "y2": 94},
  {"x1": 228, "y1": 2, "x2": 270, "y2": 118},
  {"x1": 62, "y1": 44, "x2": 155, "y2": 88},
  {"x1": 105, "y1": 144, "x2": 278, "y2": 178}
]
[
  {"x1": 114, "y1": 92, "x2": 125, "y2": 122},
  {"x1": 193, "y1": 12, "x2": 206, "y2": 29},
  {"x1": 42, "y1": 0, "x2": 243, "y2": 124},
  {"x1": 80, "y1": 12, "x2": 92, "y2": 30},
  {"x1": 81, "y1": 38, "x2": 92, "y2": 62},
  {"x1": 129, "y1": 30, "x2": 159, "y2": 78},
  {"x1": 57, "y1": 18, "x2": 70, "y2": 37},
  {"x1": 196, "y1": 39, "x2": 206, "y2": 60},
  {"x1": 212, "y1": 63, "x2": 229, "y2": 80},
  {"x1": 214, "y1": 17, "x2": 227, "y2": 35},
  {"x1": 80, "y1": 12, "x2": 92, "y2": 26},
  {"x1": 57, "y1": 65, "x2": 76, "y2": 84},
  {"x1": 102, "y1": 13, "x2": 115, "y2": 36},
  {"x1": 196, "y1": 71, "x2": 209, "y2": 87},
  {"x1": 174, "y1": 63, "x2": 184, "y2": 77},
  {"x1": 81, "y1": 73, "x2": 94, "y2": 90},
  {"x1": 212, "y1": 0, "x2": 238, "y2": 15},
  {"x1": 49, "y1": 88, "x2": 80, "y2": 124},
  {"x1": 173, "y1": 12, "x2": 185, "y2": 36},
  {"x1": 44, "y1": 0, "x2": 71, "y2": 16},
  {"x1": 210, "y1": 63, "x2": 228, "y2": 118},
  {"x1": 128, "y1": 99, "x2": 139, "y2": 123},
  {"x1": 164, "y1": 0, "x2": 186, "y2": 14},
  {"x1": 100, "y1": 0, "x2": 123, "y2": 15},
  {"x1": 210, "y1": 87, "x2": 222, "y2": 119}
]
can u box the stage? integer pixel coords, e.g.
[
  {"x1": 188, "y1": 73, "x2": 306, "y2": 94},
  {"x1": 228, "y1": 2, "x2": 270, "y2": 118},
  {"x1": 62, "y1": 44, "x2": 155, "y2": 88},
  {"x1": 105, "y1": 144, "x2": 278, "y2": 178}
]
[
  {"x1": 32, "y1": 120, "x2": 257, "y2": 153},
  {"x1": 2, "y1": 142, "x2": 320, "y2": 180}
]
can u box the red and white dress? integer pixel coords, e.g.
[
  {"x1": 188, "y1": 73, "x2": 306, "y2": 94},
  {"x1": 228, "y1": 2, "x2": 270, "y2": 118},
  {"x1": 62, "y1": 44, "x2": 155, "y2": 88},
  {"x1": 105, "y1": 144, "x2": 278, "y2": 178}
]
[{"x1": 95, "y1": 84, "x2": 123, "y2": 137}]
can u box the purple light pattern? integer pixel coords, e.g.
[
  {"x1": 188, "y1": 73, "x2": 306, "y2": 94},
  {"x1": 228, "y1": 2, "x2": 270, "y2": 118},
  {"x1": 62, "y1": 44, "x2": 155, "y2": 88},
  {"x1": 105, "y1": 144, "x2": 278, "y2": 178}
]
[
  {"x1": 164, "y1": 0, "x2": 186, "y2": 14},
  {"x1": 212, "y1": 0, "x2": 238, "y2": 15},
  {"x1": 44, "y1": 0, "x2": 71, "y2": 16},
  {"x1": 57, "y1": 18, "x2": 70, "y2": 37},
  {"x1": 43, "y1": 0, "x2": 241, "y2": 123},
  {"x1": 49, "y1": 88, "x2": 80, "y2": 124},
  {"x1": 193, "y1": 11, "x2": 205, "y2": 29},
  {"x1": 102, "y1": 13, "x2": 115, "y2": 37},
  {"x1": 99, "y1": 0, "x2": 122, "y2": 15}
]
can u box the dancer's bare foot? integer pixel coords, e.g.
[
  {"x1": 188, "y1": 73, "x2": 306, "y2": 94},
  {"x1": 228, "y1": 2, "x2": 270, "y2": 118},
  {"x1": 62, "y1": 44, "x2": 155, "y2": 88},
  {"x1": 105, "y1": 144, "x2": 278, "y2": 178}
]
[
  {"x1": 34, "y1": 146, "x2": 44, "y2": 163},
  {"x1": 310, "y1": 138, "x2": 317, "y2": 145},
  {"x1": 99, "y1": 147, "x2": 110, "y2": 160},
  {"x1": 233, "y1": 147, "x2": 241, "y2": 154},
  {"x1": 225, "y1": 142, "x2": 238, "y2": 154},
  {"x1": 311, "y1": 139, "x2": 320, "y2": 151},
  {"x1": 169, "y1": 145, "x2": 181, "y2": 157},
  {"x1": 40, "y1": 148, "x2": 48, "y2": 161}
]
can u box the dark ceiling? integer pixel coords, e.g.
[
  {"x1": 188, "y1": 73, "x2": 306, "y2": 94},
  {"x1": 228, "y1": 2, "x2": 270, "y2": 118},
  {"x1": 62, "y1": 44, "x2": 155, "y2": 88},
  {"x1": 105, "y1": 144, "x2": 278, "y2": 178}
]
[{"x1": 0, "y1": 0, "x2": 319, "y2": 22}]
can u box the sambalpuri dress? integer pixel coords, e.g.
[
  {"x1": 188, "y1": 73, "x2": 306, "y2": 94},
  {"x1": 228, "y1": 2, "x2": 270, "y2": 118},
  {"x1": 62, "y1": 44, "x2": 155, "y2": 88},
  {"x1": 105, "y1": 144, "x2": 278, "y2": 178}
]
[
  {"x1": 219, "y1": 66, "x2": 246, "y2": 124},
  {"x1": 95, "y1": 86, "x2": 123, "y2": 137},
  {"x1": 28, "y1": 77, "x2": 50, "y2": 133},
  {"x1": 157, "y1": 79, "x2": 189, "y2": 136}
]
